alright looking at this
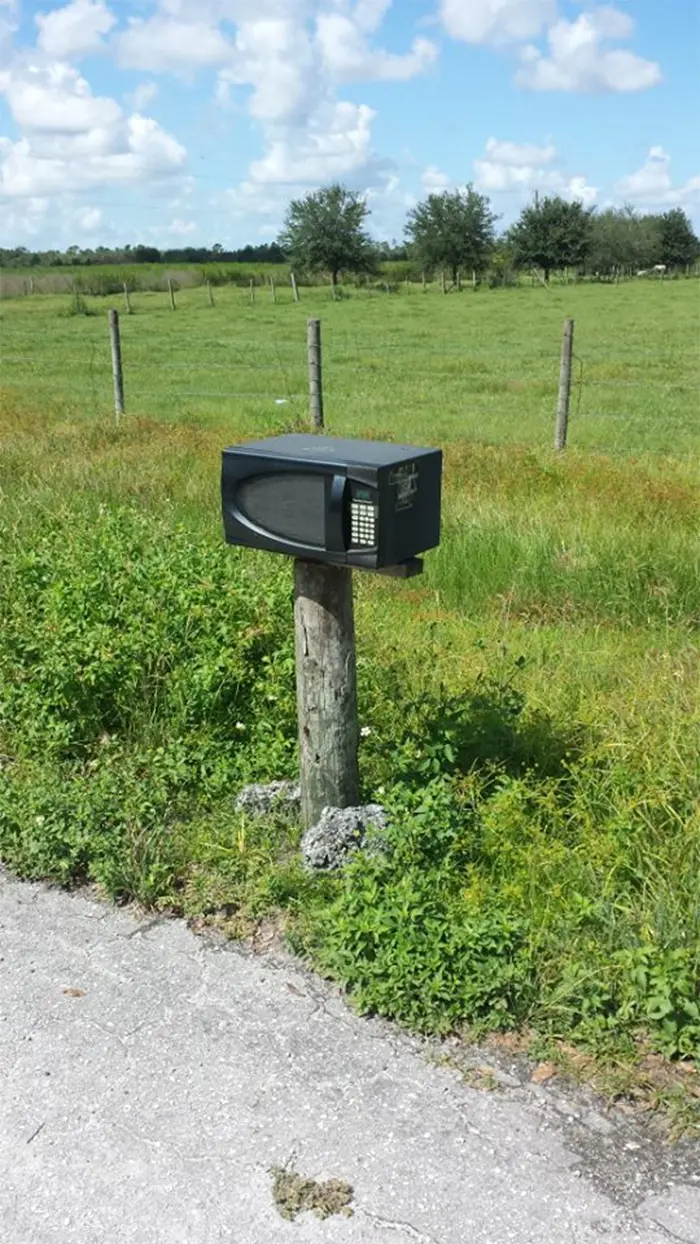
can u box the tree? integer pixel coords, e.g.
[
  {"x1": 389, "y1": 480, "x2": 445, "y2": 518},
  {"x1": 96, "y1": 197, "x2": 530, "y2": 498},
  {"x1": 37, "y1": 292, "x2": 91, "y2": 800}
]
[
  {"x1": 508, "y1": 195, "x2": 594, "y2": 282},
  {"x1": 657, "y1": 208, "x2": 700, "y2": 269},
  {"x1": 278, "y1": 183, "x2": 377, "y2": 285},
  {"x1": 588, "y1": 205, "x2": 662, "y2": 276},
  {"x1": 404, "y1": 186, "x2": 497, "y2": 284}
]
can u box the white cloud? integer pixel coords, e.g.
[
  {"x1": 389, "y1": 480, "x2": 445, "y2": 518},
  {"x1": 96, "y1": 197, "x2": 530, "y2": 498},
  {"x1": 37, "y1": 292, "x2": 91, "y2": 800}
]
[
  {"x1": 315, "y1": 14, "x2": 436, "y2": 82},
  {"x1": 615, "y1": 148, "x2": 700, "y2": 208},
  {"x1": 516, "y1": 10, "x2": 661, "y2": 92},
  {"x1": 2, "y1": 62, "x2": 122, "y2": 132},
  {"x1": 421, "y1": 164, "x2": 451, "y2": 192},
  {"x1": 0, "y1": 60, "x2": 187, "y2": 199},
  {"x1": 163, "y1": 216, "x2": 197, "y2": 235},
  {"x1": 35, "y1": 0, "x2": 116, "y2": 61},
  {"x1": 482, "y1": 137, "x2": 556, "y2": 167},
  {"x1": 77, "y1": 204, "x2": 101, "y2": 229},
  {"x1": 128, "y1": 81, "x2": 158, "y2": 111},
  {"x1": 247, "y1": 100, "x2": 377, "y2": 187},
  {"x1": 439, "y1": 0, "x2": 556, "y2": 45},
  {"x1": 116, "y1": 17, "x2": 233, "y2": 72},
  {"x1": 474, "y1": 136, "x2": 597, "y2": 204}
]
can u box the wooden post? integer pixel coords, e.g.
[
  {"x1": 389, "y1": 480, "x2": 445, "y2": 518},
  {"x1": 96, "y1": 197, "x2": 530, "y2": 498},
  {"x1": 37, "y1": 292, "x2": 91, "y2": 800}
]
[
  {"x1": 307, "y1": 317, "x2": 324, "y2": 429},
  {"x1": 249, "y1": 278, "x2": 255, "y2": 304},
  {"x1": 123, "y1": 282, "x2": 132, "y2": 314},
  {"x1": 291, "y1": 271, "x2": 300, "y2": 302},
  {"x1": 29, "y1": 276, "x2": 34, "y2": 295},
  {"x1": 270, "y1": 276, "x2": 277, "y2": 303},
  {"x1": 472, "y1": 269, "x2": 477, "y2": 291},
  {"x1": 207, "y1": 280, "x2": 214, "y2": 307},
  {"x1": 293, "y1": 560, "x2": 359, "y2": 830},
  {"x1": 108, "y1": 309, "x2": 125, "y2": 423},
  {"x1": 554, "y1": 317, "x2": 574, "y2": 452},
  {"x1": 405, "y1": 275, "x2": 410, "y2": 294},
  {"x1": 422, "y1": 270, "x2": 426, "y2": 293},
  {"x1": 441, "y1": 270, "x2": 446, "y2": 295},
  {"x1": 168, "y1": 278, "x2": 176, "y2": 310},
  {"x1": 456, "y1": 270, "x2": 461, "y2": 292}
]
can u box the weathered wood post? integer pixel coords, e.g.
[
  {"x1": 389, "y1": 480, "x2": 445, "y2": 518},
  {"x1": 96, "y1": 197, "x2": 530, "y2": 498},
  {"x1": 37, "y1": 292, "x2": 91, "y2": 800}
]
[
  {"x1": 290, "y1": 271, "x2": 300, "y2": 302},
  {"x1": 207, "y1": 280, "x2": 214, "y2": 307},
  {"x1": 108, "y1": 309, "x2": 125, "y2": 423},
  {"x1": 249, "y1": 278, "x2": 255, "y2": 304},
  {"x1": 270, "y1": 275, "x2": 277, "y2": 303},
  {"x1": 307, "y1": 317, "x2": 324, "y2": 429},
  {"x1": 554, "y1": 317, "x2": 574, "y2": 451},
  {"x1": 123, "y1": 282, "x2": 132, "y2": 314},
  {"x1": 168, "y1": 278, "x2": 176, "y2": 310},
  {"x1": 293, "y1": 561, "x2": 359, "y2": 829}
]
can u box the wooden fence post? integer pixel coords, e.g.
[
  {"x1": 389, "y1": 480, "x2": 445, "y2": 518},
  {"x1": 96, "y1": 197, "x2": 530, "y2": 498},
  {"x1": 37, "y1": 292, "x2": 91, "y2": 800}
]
[
  {"x1": 293, "y1": 559, "x2": 359, "y2": 830},
  {"x1": 123, "y1": 283, "x2": 132, "y2": 314},
  {"x1": 422, "y1": 270, "x2": 426, "y2": 292},
  {"x1": 168, "y1": 278, "x2": 176, "y2": 311},
  {"x1": 207, "y1": 280, "x2": 214, "y2": 307},
  {"x1": 291, "y1": 271, "x2": 300, "y2": 302},
  {"x1": 108, "y1": 309, "x2": 125, "y2": 423},
  {"x1": 270, "y1": 276, "x2": 277, "y2": 303},
  {"x1": 441, "y1": 270, "x2": 446, "y2": 295},
  {"x1": 307, "y1": 317, "x2": 324, "y2": 429},
  {"x1": 249, "y1": 278, "x2": 255, "y2": 304},
  {"x1": 554, "y1": 317, "x2": 574, "y2": 452}
]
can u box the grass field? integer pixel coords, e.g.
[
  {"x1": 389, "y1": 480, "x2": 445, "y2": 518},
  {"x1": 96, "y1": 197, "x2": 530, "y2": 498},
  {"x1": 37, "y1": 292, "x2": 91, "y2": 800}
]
[{"x1": 1, "y1": 279, "x2": 699, "y2": 1127}]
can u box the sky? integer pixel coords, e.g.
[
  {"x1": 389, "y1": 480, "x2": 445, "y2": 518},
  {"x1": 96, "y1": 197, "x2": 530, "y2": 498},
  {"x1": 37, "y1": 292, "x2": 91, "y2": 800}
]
[{"x1": 0, "y1": 0, "x2": 698, "y2": 249}]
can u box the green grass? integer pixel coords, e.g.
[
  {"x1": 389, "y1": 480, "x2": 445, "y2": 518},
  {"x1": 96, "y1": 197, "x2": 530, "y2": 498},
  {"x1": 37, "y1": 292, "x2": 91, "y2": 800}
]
[
  {"x1": 1, "y1": 278, "x2": 698, "y2": 453},
  {"x1": 1, "y1": 280, "x2": 699, "y2": 1118}
]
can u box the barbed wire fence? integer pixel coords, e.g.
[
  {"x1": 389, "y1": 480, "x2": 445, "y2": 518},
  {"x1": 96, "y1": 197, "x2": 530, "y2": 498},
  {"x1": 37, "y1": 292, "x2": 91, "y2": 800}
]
[{"x1": 0, "y1": 288, "x2": 694, "y2": 454}]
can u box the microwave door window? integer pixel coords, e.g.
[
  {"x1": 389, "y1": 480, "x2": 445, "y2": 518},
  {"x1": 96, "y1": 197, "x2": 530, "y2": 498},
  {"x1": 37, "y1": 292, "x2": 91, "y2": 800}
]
[{"x1": 237, "y1": 472, "x2": 326, "y2": 547}]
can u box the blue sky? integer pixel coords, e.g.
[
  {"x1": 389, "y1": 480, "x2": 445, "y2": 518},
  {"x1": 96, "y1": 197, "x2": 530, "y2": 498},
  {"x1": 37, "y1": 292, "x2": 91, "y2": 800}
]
[{"x1": 0, "y1": 0, "x2": 697, "y2": 248}]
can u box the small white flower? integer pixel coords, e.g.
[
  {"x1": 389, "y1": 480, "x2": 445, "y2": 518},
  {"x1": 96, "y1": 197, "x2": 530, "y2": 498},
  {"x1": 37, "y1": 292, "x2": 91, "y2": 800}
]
[
  {"x1": 235, "y1": 721, "x2": 246, "y2": 732},
  {"x1": 35, "y1": 815, "x2": 45, "y2": 827},
  {"x1": 360, "y1": 726, "x2": 372, "y2": 738}
]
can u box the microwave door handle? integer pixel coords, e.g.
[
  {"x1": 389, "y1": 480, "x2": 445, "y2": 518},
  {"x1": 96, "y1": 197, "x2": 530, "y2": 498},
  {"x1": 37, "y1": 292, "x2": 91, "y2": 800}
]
[{"x1": 327, "y1": 473, "x2": 349, "y2": 553}]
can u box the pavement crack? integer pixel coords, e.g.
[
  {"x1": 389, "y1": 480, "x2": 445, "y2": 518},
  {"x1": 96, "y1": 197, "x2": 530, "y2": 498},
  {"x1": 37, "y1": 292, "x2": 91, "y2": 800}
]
[
  {"x1": 123, "y1": 916, "x2": 167, "y2": 940},
  {"x1": 644, "y1": 1219, "x2": 697, "y2": 1244},
  {"x1": 357, "y1": 1208, "x2": 444, "y2": 1243}
]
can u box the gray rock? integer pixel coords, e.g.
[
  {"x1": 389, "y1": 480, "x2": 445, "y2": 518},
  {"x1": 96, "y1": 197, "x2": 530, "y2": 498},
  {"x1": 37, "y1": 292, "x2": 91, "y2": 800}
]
[
  {"x1": 302, "y1": 804, "x2": 387, "y2": 871},
  {"x1": 235, "y1": 781, "x2": 301, "y2": 817}
]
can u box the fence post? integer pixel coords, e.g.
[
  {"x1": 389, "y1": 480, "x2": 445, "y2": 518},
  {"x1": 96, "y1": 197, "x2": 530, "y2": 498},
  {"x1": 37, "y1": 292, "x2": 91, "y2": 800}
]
[
  {"x1": 108, "y1": 309, "x2": 125, "y2": 424},
  {"x1": 422, "y1": 270, "x2": 426, "y2": 292},
  {"x1": 168, "y1": 278, "x2": 176, "y2": 311},
  {"x1": 291, "y1": 271, "x2": 300, "y2": 302},
  {"x1": 123, "y1": 282, "x2": 132, "y2": 314},
  {"x1": 307, "y1": 317, "x2": 324, "y2": 429},
  {"x1": 29, "y1": 276, "x2": 34, "y2": 296},
  {"x1": 294, "y1": 559, "x2": 359, "y2": 830},
  {"x1": 441, "y1": 270, "x2": 446, "y2": 295},
  {"x1": 554, "y1": 318, "x2": 574, "y2": 452},
  {"x1": 270, "y1": 276, "x2": 277, "y2": 303},
  {"x1": 249, "y1": 278, "x2": 255, "y2": 304},
  {"x1": 207, "y1": 280, "x2": 214, "y2": 307}
]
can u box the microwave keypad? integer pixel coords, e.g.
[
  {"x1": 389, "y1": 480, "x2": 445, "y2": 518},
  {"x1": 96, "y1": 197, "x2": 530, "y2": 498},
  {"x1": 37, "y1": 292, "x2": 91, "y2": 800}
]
[{"x1": 350, "y1": 499, "x2": 376, "y2": 547}]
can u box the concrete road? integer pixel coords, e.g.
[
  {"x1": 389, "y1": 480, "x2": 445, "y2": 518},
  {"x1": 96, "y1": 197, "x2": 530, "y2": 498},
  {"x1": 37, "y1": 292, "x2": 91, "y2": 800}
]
[{"x1": 1, "y1": 870, "x2": 698, "y2": 1244}]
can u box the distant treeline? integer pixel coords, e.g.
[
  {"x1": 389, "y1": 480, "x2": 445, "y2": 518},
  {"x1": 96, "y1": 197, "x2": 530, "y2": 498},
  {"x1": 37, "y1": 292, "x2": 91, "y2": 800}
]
[
  {"x1": 0, "y1": 240, "x2": 410, "y2": 270},
  {"x1": 0, "y1": 242, "x2": 290, "y2": 268}
]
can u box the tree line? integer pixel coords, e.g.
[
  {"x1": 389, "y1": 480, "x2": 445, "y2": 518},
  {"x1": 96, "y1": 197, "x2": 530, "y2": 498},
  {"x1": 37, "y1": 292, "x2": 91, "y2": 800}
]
[
  {"x1": 0, "y1": 241, "x2": 287, "y2": 269},
  {"x1": 278, "y1": 185, "x2": 699, "y2": 286},
  {"x1": 2, "y1": 186, "x2": 698, "y2": 285}
]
